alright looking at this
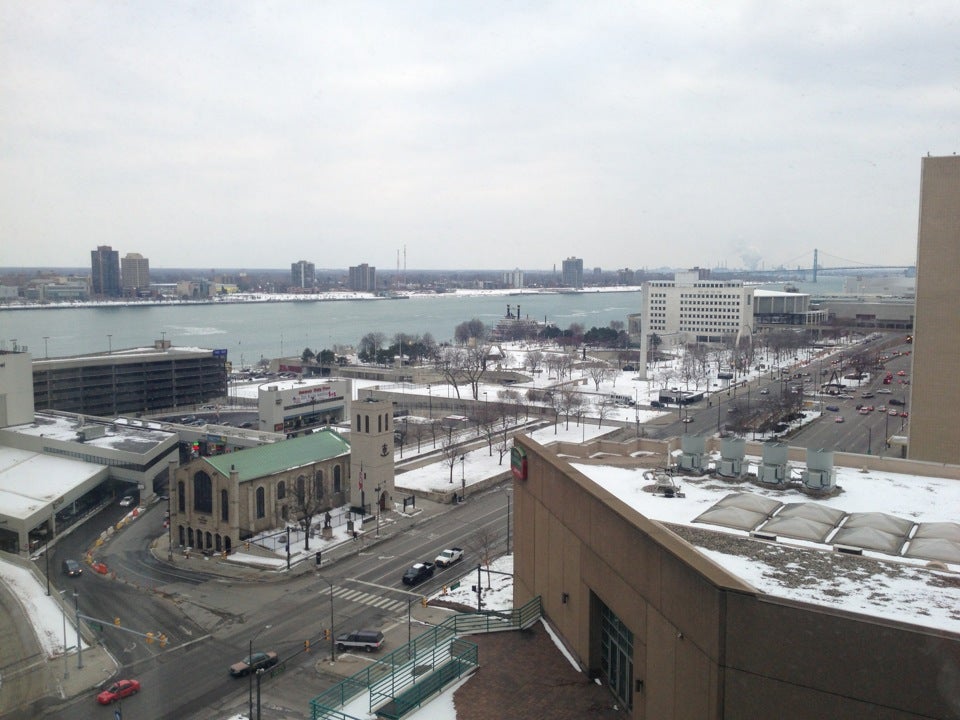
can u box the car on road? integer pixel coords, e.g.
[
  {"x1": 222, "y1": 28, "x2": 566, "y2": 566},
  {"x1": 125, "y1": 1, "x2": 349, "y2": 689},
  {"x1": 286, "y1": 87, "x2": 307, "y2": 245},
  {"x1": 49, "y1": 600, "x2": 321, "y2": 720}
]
[
  {"x1": 877, "y1": 405, "x2": 886, "y2": 412},
  {"x1": 435, "y1": 548, "x2": 464, "y2": 568},
  {"x1": 858, "y1": 408, "x2": 870, "y2": 415},
  {"x1": 759, "y1": 388, "x2": 769, "y2": 394},
  {"x1": 900, "y1": 411, "x2": 909, "y2": 418},
  {"x1": 889, "y1": 398, "x2": 905, "y2": 406},
  {"x1": 62, "y1": 559, "x2": 83, "y2": 576},
  {"x1": 877, "y1": 389, "x2": 892, "y2": 394},
  {"x1": 682, "y1": 416, "x2": 694, "y2": 423},
  {"x1": 835, "y1": 416, "x2": 845, "y2": 423},
  {"x1": 229, "y1": 651, "x2": 278, "y2": 677},
  {"x1": 335, "y1": 629, "x2": 384, "y2": 652},
  {"x1": 96, "y1": 679, "x2": 140, "y2": 704},
  {"x1": 402, "y1": 562, "x2": 435, "y2": 586},
  {"x1": 889, "y1": 409, "x2": 899, "y2": 416},
  {"x1": 825, "y1": 405, "x2": 840, "y2": 412},
  {"x1": 119, "y1": 495, "x2": 135, "y2": 507}
]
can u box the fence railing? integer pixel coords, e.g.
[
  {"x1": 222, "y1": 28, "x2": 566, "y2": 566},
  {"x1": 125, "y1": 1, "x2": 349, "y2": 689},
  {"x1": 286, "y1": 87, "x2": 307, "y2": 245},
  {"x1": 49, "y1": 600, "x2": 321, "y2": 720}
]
[{"x1": 308, "y1": 595, "x2": 542, "y2": 720}]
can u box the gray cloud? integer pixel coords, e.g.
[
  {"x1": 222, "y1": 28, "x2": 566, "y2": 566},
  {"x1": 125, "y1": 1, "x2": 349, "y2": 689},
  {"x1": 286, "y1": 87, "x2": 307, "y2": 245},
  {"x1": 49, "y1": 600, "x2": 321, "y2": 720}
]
[{"x1": 1, "y1": 1, "x2": 957, "y2": 271}]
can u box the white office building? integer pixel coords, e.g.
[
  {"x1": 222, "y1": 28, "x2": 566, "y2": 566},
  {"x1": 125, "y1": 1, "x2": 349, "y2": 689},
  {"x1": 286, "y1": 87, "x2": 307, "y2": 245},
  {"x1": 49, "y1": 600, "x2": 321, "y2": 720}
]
[{"x1": 640, "y1": 269, "x2": 753, "y2": 345}]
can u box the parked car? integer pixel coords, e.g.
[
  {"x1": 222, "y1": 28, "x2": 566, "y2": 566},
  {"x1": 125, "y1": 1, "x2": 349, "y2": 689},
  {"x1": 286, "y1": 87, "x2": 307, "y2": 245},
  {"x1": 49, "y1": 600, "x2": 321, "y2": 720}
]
[
  {"x1": 825, "y1": 405, "x2": 840, "y2": 412},
  {"x1": 402, "y1": 562, "x2": 435, "y2": 586},
  {"x1": 889, "y1": 409, "x2": 899, "y2": 416},
  {"x1": 834, "y1": 416, "x2": 845, "y2": 423},
  {"x1": 335, "y1": 629, "x2": 384, "y2": 652},
  {"x1": 889, "y1": 398, "x2": 905, "y2": 406},
  {"x1": 759, "y1": 388, "x2": 769, "y2": 395},
  {"x1": 96, "y1": 679, "x2": 140, "y2": 704},
  {"x1": 118, "y1": 495, "x2": 134, "y2": 507},
  {"x1": 229, "y1": 651, "x2": 278, "y2": 677},
  {"x1": 62, "y1": 559, "x2": 83, "y2": 576}
]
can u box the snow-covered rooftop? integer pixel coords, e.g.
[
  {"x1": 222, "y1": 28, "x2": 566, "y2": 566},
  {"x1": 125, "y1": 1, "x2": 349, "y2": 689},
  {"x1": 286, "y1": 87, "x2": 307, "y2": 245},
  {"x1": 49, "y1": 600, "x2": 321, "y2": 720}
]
[
  {"x1": 573, "y1": 460, "x2": 960, "y2": 634},
  {"x1": 6, "y1": 412, "x2": 176, "y2": 452},
  {"x1": 0, "y1": 448, "x2": 104, "y2": 519}
]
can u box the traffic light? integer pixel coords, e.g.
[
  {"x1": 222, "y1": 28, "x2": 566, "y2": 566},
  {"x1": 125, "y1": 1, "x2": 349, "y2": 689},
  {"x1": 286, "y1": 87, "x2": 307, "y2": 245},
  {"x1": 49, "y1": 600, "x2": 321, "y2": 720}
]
[
  {"x1": 159, "y1": 634, "x2": 168, "y2": 648},
  {"x1": 114, "y1": 617, "x2": 121, "y2": 626},
  {"x1": 304, "y1": 639, "x2": 310, "y2": 653},
  {"x1": 324, "y1": 628, "x2": 330, "y2": 640},
  {"x1": 315, "y1": 551, "x2": 322, "y2": 567},
  {"x1": 146, "y1": 632, "x2": 154, "y2": 644},
  {"x1": 421, "y1": 596, "x2": 428, "y2": 608}
]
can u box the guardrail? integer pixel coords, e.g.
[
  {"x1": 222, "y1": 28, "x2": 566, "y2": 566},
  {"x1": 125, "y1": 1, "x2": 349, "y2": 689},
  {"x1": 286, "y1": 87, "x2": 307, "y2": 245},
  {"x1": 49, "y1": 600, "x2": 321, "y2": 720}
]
[{"x1": 308, "y1": 595, "x2": 542, "y2": 720}]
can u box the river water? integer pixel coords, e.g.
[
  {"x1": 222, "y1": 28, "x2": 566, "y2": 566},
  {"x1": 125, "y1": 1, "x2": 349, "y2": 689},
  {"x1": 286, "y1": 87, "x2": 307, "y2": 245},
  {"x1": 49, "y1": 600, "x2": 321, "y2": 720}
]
[{"x1": 0, "y1": 291, "x2": 643, "y2": 365}]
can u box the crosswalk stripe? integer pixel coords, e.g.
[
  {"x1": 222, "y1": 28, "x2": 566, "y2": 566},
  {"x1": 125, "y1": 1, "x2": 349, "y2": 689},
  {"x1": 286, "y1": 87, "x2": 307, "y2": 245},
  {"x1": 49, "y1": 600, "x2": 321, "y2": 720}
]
[{"x1": 331, "y1": 585, "x2": 408, "y2": 611}]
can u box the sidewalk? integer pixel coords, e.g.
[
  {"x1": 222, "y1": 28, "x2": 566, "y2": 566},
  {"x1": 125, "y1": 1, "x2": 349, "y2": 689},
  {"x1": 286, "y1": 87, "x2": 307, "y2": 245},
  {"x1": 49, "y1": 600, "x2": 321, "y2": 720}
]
[{"x1": 146, "y1": 495, "x2": 451, "y2": 582}]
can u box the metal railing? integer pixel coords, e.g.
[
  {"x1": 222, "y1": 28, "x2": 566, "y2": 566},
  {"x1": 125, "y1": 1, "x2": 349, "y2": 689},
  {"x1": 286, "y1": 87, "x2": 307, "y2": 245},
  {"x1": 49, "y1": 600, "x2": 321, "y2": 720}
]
[{"x1": 308, "y1": 596, "x2": 542, "y2": 720}]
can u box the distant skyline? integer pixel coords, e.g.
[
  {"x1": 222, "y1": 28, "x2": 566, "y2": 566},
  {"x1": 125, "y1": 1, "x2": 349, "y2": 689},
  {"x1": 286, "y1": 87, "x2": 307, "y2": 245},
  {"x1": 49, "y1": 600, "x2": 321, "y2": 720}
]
[{"x1": 2, "y1": 2, "x2": 957, "y2": 271}]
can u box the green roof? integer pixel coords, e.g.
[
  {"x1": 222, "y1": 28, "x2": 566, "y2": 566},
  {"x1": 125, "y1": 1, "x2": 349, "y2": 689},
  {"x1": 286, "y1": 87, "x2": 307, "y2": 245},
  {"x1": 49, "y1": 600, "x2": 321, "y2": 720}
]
[{"x1": 205, "y1": 430, "x2": 351, "y2": 483}]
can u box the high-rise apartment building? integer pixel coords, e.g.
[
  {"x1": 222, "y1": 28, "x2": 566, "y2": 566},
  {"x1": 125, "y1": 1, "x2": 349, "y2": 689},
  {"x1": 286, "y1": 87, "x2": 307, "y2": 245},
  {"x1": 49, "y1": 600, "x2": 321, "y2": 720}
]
[
  {"x1": 561, "y1": 257, "x2": 583, "y2": 289},
  {"x1": 348, "y1": 263, "x2": 377, "y2": 292},
  {"x1": 502, "y1": 269, "x2": 524, "y2": 289},
  {"x1": 908, "y1": 155, "x2": 960, "y2": 464},
  {"x1": 291, "y1": 260, "x2": 315, "y2": 289},
  {"x1": 121, "y1": 253, "x2": 150, "y2": 296},
  {"x1": 90, "y1": 245, "x2": 121, "y2": 297}
]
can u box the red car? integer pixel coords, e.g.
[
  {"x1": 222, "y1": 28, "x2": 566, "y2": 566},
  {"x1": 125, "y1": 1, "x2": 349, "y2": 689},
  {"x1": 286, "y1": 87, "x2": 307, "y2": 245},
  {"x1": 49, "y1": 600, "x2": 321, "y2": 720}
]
[{"x1": 97, "y1": 678, "x2": 140, "y2": 704}]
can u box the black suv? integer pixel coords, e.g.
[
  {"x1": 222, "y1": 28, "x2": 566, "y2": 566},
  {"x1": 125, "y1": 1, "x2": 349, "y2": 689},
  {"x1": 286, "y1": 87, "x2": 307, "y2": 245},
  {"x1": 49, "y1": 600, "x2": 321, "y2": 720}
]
[{"x1": 402, "y1": 562, "x2": 435, "y2": 586}]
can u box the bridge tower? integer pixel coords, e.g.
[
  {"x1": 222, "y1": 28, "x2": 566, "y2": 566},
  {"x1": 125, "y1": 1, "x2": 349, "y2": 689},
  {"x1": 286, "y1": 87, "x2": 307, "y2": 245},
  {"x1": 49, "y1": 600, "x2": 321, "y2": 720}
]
[{"x1": 812, "y1": 248, "x2": 818, "y2": 283}]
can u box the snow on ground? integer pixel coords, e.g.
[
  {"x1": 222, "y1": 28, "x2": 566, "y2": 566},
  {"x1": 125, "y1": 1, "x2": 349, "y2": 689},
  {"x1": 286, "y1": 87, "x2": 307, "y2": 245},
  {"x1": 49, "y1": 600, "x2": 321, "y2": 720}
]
[
  {"x1": 0, "y1": 558, "x2": 85, "y2": 657},
  {"x1": 432, "y1": 554, "x2": 514, "y2": 611}
]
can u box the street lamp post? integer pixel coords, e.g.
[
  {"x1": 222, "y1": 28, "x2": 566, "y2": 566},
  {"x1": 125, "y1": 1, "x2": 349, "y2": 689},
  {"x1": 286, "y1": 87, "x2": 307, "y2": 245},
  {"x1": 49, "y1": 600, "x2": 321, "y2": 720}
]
[
  {"x1": 58, "y1": 589, "x2": 70, "y2": 680},
  {"x1": 375, "y1": 485, "x2": 381, "y2": 536},
  {"x1": 460, "y1": 456, "x2": 466, "y2": 502},
  {"x1": 248, "y1": 624, "x2": 272, "y2": 720},
  {"x1": 74, "y1": 591, "x2": 83, "y2": 670},
  {"x1": 504, "y1": 488, "x2": 511, "y2": 554},
  {"x1": 256, "y1": 668, "x2": 264, "y2": 720},
  {"x1": 40, "y1": 527, "x2": 50, "y2": 596},
  {"x1": 107, "y1": 334, "x2": 112, "y2": 354},
  {"x1": 318, "y1": 577, "x2": 335, "y2": 661},
  {"x1": 43, "y1": 336, "x2": 49, "y2": 358}
]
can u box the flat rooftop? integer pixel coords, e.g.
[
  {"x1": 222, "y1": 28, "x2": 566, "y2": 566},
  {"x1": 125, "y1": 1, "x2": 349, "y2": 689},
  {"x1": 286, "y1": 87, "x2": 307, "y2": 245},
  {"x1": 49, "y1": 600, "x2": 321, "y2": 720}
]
[
  {"x1": 574, "y1": 458, "x2": 960, "y2": 635},
  {"x1": 7, "y1": 412, "x2": 176, "y2": 454},
  {"x1": 0, "y1": 447, "x2": 104, "y2": 520},
  {"x1": 32, "y1": 344, "x2": 222, "y2": 366}
]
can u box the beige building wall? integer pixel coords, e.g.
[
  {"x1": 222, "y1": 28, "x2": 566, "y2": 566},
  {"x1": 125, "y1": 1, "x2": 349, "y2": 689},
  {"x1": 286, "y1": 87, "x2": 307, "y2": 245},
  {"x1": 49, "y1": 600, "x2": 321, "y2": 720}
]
[
  {"x1": 909, "y1": 156, "x2": 960, "y2": 464},
  {"x1": 513, "y1": 435, "x2": 960, "y2": 719}
]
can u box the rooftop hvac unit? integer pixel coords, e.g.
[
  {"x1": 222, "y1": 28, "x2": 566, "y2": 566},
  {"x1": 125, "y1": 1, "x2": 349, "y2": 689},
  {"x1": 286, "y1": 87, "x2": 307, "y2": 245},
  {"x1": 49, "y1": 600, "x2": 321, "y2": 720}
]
[
  {"x1": 681, "y1": 435, "x2": 706, "y2": 455},
  {"x1": 718, "y1": 457, "x2": 743, "y2": 478},
  {"x1": 761, "y1": 441, "x2": 788, "y2": 466},
  {"x1": 802, "y1": 448, "x2": 836, "y2": 492},
  {"x1": 720, "y1": 436, "x2": 746, "y2": 461},
  {"x1": 679, "y1": 451, "x2": 703, "y2": 472},
  {"x1": 806, "y1": 448, "x2": 835, "y2": 473},
  {"x1": 76, "y1": 424, "x2": 106, "y2": 442},
  {"x1": 802, "y1": 468, "x2": 836, "y2": 492},
  {"x1": 758, "y1": 440, "x2": 789, "y2": 485}
]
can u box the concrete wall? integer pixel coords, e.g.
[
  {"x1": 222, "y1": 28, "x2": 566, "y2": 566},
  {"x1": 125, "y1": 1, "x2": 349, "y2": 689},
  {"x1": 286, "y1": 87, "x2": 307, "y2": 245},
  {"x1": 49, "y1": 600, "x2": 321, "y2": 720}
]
[
  {"x1": 910, "y1": 155, "x2": 960, "y2": 464},
  {"x1": 513, "y1": 435, "x2": 960, "y2": 720}
]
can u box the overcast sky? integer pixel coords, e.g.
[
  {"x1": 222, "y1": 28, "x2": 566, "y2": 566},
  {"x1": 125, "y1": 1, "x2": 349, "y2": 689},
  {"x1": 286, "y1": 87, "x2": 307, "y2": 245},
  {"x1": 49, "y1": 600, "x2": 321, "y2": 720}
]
[{"x1": 1, "y1": 2, "x2": 957, "y2": 272}]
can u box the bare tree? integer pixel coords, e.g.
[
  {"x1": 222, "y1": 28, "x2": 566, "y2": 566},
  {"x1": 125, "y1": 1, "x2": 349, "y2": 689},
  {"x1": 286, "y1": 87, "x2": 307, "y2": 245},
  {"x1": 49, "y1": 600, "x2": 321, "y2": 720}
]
[
  {"x1": 292, "y1": 472, "x2": 324, "y2": 551},
  {"x1": 584, "y1": 361, "x2": 614, "y2": 391},
  {"x1": 525, "y1": 349, "x2": 544, "y2": 375},
  {"x1": 596, "y1": 396, "x2": 616, "y2": 428},
  {"x1": 468, "y1": 526, "x2": 498, "y2": 589},
  {"x1": 460, "y1": 345, "x2": 490, "y2": 400},
  {"x1": 440, "y1": 433, "x2": 462, "y2": 484},
  {"x1": 558, "y1": 388, "x2": 585, "y2": 429},
  {"x1": 475, "y1": 401, "x2": 503, "y2": 455},
  {"x1": 496, "y1": 417, "x2": 512, "y2": 465}
]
